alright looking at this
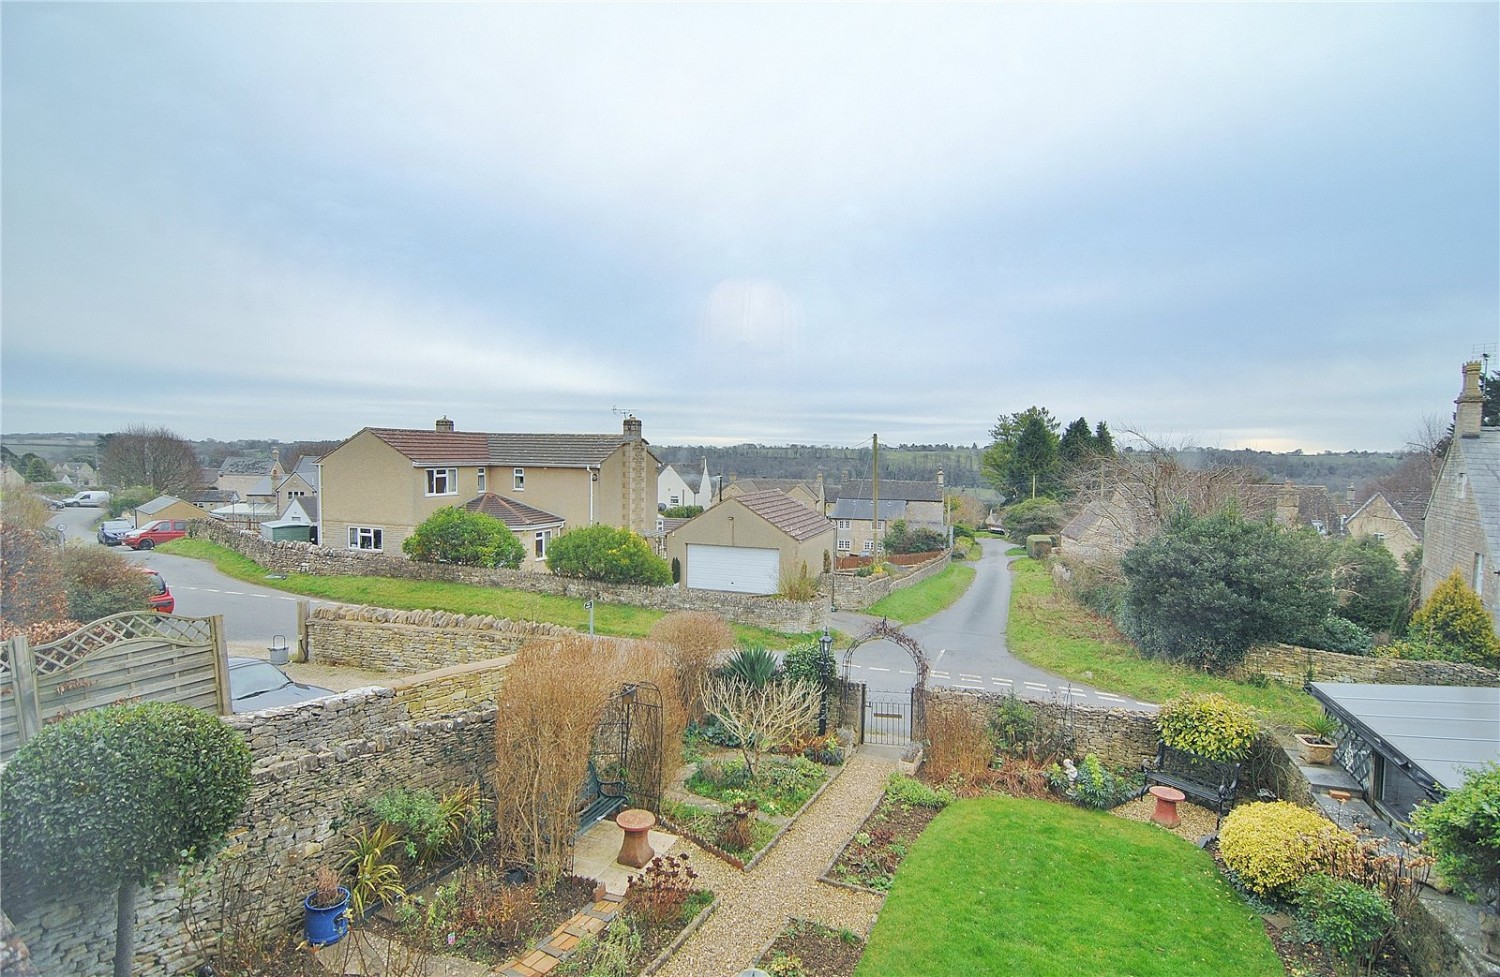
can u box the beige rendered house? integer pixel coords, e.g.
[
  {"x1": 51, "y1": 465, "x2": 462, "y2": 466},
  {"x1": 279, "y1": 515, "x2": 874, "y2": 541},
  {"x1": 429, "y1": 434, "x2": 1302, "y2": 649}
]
[
  {"x1": 132, "y1": 495, "x2": 212, "y2": 528},
  {"x1": 1420, "y1": 362, "x2": 1499, "y2": 633},
  {"x1": 666, "y1": 489, "x2": 834, "y2": 594},
  {"x1": 317, "y1": 416, "x2": 658, "y2": 561}
]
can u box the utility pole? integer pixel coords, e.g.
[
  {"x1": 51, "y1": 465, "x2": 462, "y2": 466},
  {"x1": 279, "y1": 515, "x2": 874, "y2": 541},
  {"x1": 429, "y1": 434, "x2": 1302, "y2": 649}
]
[{"x1": 872, "y1": 433, "x2": 881, "y2": 566}]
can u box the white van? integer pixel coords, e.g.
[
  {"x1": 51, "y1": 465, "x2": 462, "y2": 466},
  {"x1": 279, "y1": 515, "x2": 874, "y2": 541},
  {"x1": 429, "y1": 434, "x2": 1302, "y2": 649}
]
[{"x1": 62, "y1": 490, "x2": 111, "y2": 508}]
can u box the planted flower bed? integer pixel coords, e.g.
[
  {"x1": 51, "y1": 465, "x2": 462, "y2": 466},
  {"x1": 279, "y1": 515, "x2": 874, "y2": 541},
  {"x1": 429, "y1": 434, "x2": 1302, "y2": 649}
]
[
  {"x1": 825, "y1": 774, "x2": 953, "y2": 892},
  {"x1": 558, "y1": 854, "x2": 715, "y2": 976},
  {"x1": 757, "y1": 919, "x2": 866, "y2": 977}
]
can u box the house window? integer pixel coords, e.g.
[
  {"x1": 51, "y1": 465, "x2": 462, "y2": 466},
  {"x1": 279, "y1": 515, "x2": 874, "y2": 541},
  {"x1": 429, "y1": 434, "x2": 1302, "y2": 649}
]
[
  {"x1": 837, "y1": 519, "x2": 850, "y2": 530},
  {"x1": 426, "y1": 468, "x2": 457, "y2": 496},
  {"x1": 878, "y1": 520, "x2": 887, "y2": 531},
  {"x1": 514, "y1": 468, "x2": 525, "y2": 491},
  {"x1": 1372, "y1": 532, "x2": 1385, "y2": 542},
  {"x1": 477, "y1": 467, "x2": 487, "y2": 492},
  {"x1": 534, "y1": 529, "x2": 551, "y2": 559},
  {"x1": 670, "y1": 493, "x2": 680, "y2": 505},
  {"x1": 289, "y1": 490, "x2": 305, "y2": 498},
  {"x1": 862, "y1": 540, "x2": 873, "y2": 555},
  {"x1": 837, "y1": 539, "x2": 852, "y2": 552},
  {"x1": 348, "y1": 526, "x2": 383, "y2": 551}
]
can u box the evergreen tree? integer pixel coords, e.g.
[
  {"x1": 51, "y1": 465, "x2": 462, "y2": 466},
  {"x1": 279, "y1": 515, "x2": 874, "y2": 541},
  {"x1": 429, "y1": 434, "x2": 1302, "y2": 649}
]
[
  {"x1": 1093, "y1": 420, "x2": 1115, "y2": 454},
  {"x1": 1059, "y1": 418, "x2": 1095, "y2": 465}
]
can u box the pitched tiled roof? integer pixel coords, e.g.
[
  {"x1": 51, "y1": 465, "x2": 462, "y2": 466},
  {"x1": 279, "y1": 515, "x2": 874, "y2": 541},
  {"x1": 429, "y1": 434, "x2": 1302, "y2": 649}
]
[
  {"x1": 838, "y1": 479, "x2": 942, "y2": 502},
  {"x1": 137, "y1": 495, "x2": 183, "y2": 515},
  {"x1": 829, "y1": 498, "x2": 908, "y2": 522},
  {"x1": 364, "y1": 428, "x2": 634, "y2": 468},
  {"x1": 219, "y1": 457, "x2": 274, "y2": 475},
  {"x1": 462, "y1": 493, "x2": 565, "y2": 529},
  {"x1": 735, "y1": 490, "x2": 833, "y2": 541},
  {"x1": 283, "y1": 496, "x2": 318, "y2": 522}
]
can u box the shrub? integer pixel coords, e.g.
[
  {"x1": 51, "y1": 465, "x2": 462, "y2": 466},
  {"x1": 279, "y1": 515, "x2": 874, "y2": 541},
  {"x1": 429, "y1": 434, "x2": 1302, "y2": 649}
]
[
  {"x1": 649, "y1": 611, "x2": 734, "y2": 721},
  {"x1": 60, "y1": 545, "x2": 152, "y2": 622},
  {"x1": 107, "y1": 484, "x2": 156, "y2": 518},
  {"x1": 371, "y1": 783, "x2": 486, "y2": 865},
  {"x1": 1219, "y1": 802, "x2": 1356, "y2": 897},
  {"x1": 722, "y1": 645, "x2": 780, "y2": 688},
  {"x1": 1396, "y1": 570, "x2": 1500, "y2": 667},
  {"x1": 660, "y1": 505, "x2": 703, "y2": 519},
  {"x1": 1410, "y1": 762, "x2": 1500, "y2": 908},
  {"x1": 884, "y1": 773, "x2": 954, "y2": 810},
  {"x1": 402, "y1": 506, "x2": 525, "y2": 568},
  {"x1": 779, "y1": 564, "x2": 820, "y2": 600},
  {"x1": 625, "y1": 853, "x2": 698, "y2": 927},
  {"x1": 1004, "y1": 497, "x2": 1066, "y2": 540},
  {"x1": 546, "y1": 525, "x2": 672, "y2": 585},
  {"x1": 1293, "y1": 614, "x2": 1374, "y2": 656},
  {"x1": 1293, "y1": 873, "x2": 1395, "y2": 975},
  {"x1": 923, "y1": 698, "x2": 994, "y2": 784},
  {"x1": 1156, "y1": 692, "x2": 1258, "y2": 763},
  {"x1": 1071, "y1": 755, "x2": 1134, "y2": 810},
  {"x1": 781, "y1": 639, "x2": 835, "y2": 691},
  {"x1": 883, "y1": 520, "x2": 946, "y2": 555},
  {"x1": 341, "y1": 823, "x2": 407, "y2": 917}
]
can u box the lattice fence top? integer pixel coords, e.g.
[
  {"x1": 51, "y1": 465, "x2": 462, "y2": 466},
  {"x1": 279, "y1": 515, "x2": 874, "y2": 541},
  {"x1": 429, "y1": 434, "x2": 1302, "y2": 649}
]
[{"x1": 22, "y1": 614, "x2": 214, "y2": 676}]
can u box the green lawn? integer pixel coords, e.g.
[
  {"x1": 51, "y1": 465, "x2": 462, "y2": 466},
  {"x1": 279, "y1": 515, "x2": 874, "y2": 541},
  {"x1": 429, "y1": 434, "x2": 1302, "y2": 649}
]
[
  {"x1": 1006, "y1": 557, "x2": 1319, "y2": 729},
  {"x1": 865, "y1": 564, "x2": 976, "y2": 624},
  {"x1": 856, "y1": 796, "x2": 1282, "y2": 977},
  {"x1": 158, "y1": 538, "x2": 805, "y2": 646}
]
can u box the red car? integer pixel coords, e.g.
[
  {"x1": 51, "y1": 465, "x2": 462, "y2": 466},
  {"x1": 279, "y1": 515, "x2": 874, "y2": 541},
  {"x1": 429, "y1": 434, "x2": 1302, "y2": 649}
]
[
  {"x1": 122, "y1": 519, "x2": 188, "y2": 550},
  {"x1": 139, "y1": 568, "x2": 175, "y2": 614}
]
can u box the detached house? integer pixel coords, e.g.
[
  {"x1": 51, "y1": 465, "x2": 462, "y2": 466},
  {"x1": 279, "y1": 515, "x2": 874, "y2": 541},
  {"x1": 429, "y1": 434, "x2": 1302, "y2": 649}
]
[
  {"x1": 830, "y1": 476, "x2": 945, "y2": 556},
  {"x1": 1344, "y1": 492, "x2": 1424, "y2": 563},
  {"x1": 317, "y1": 416, "x2": 658, "y2": 567},
  {"x1": 1420, "y1": 361, "x2": 1499, "y2": 633}
]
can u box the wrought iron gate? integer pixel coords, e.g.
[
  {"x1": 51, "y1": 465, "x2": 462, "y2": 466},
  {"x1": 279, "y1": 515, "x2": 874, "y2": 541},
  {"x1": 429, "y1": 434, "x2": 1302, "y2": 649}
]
[
  {"x1": 863, "y1": 696, "x2": 911, "y2": 745},
  {"x1": 590, "y1": 682, "x2": 663, "y2": 814}
]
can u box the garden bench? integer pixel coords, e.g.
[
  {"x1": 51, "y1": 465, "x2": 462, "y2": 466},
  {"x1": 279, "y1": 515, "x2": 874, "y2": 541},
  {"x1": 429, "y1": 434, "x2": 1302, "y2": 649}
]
[
  {"x1": 576, "y1": 759, "x2": 627, "y2": 835},
  {"x1": 1142, "y1": 742, "x2": 1241, "y2": 825}
]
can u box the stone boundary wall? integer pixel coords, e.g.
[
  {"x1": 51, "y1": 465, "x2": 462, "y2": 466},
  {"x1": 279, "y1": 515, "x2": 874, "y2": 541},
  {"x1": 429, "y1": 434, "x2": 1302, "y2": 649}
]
[
  {"x1": 308, "y1": 605, "x2": 568, "y2": 673},
  {"x1": 1235, "y1": 643, "x2": 1499, "y2": 688},
  {"x1": 190, "y1": 519, "x2": 822, "y2": 633},
  {"x1": 928, "y1": 688, "x2": 1159, "y2": 770},
  {"x1": 830, "y1": 553, "x2": 951, "y2": 610},
  {"x1": 11, "y1": 662, "x2": 508, "y2": 976}
]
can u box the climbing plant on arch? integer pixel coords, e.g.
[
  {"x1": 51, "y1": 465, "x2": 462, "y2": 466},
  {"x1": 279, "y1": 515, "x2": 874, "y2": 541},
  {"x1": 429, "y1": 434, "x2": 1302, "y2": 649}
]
[{"x1": 839, "y1": 618, "x2": 932, "y2": 740}]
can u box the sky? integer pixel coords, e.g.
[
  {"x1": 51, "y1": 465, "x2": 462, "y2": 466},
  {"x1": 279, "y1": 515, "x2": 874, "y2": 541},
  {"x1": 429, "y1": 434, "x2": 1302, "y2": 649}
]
[{"x1": 2, "y1": 4, "x2": 1496, "y2": 453}]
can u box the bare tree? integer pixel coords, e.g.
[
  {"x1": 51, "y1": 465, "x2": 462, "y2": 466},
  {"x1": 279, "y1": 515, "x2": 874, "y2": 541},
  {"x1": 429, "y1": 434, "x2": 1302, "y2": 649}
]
[
  {"x1": 98, "y1": 425, "x2": 201, "y2": 496},
  {"x1": 701, "y1": 676, "x2": 821, "y2": 780},
  {"x1": 1358, "y1": 452, "x2": 1434, "y2": 509}
]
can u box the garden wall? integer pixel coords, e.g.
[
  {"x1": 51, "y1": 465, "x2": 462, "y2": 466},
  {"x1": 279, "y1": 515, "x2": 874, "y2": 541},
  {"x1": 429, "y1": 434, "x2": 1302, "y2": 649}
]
[
  {"x1": 829, "y1": 553, "x2": 950, "y2": 611},
  {"x1": 190, "y1": 519, "x2": 822, "y2": 632},
  {"x1": 8, "y1": 660, "x2": 510, "y2": 976},
  {"x1": 307, "y1": 605, "x2": 567, "y2": 673},
  {"x1": 1234, "y1": 643, "x2": 1499, "y2": 688}
]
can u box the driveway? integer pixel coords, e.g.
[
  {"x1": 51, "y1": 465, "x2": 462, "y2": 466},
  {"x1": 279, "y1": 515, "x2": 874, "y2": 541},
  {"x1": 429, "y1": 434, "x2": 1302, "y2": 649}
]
[{"x1": 831, "y1": 539, "x2": 1154, "y2": 711}]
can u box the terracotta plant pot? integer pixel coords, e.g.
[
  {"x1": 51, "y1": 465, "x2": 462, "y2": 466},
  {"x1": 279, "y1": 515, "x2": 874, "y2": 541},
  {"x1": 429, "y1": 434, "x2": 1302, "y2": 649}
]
[{"x1": 1296, "y1": 733, "x2": 1335, "y2": 766}]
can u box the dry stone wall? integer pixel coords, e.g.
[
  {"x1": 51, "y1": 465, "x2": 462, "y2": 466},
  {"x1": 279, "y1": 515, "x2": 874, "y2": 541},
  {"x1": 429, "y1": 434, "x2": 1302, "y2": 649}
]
[
  {"x1": 190, "y1": 519, "x2": 823, "y2": 632},
  {"x1": 830, "y1": 553, "x2": 951, "y2": 610},
  {"x1": 308, "y1": 605, "x2": 565, "y2": 673},
  {"x1": 1235, "y1": 643, "x2": 1499, "y2": 688},
  {"x1": 9, "y1": 662, "x2": 508, "y2": 976},
  {"x1": 927, "y1": 688, "x2": 1160, "y2": 769}
]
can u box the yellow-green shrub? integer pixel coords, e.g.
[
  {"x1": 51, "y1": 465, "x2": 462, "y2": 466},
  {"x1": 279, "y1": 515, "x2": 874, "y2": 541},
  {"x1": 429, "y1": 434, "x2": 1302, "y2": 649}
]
[
  {"x1": 1219, "y1": 801, "x2": 1356, "y2": 896},
  {"x1": 1156, "y1": 692, "x2": 1258, "y2": 762}
]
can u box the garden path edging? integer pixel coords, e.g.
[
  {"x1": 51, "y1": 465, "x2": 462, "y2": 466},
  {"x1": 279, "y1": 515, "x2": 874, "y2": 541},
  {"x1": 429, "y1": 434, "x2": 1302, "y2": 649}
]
[{"x1": 639, "y1": 895, "x2": 720, "y2": 976}]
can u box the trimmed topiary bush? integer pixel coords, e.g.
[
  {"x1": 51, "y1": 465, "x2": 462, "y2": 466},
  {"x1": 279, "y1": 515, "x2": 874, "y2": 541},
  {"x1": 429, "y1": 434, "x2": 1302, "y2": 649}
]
[
  {"x1": 1396, "y1": 570, "x2": 1500, "y2": 667},
  {"x1": 402, "y1": 506, "x2": 526, "y2": 568},
  {"x1": 0, "y1": 702, "x2": 252, "y2": 976},
  {"x1": 1156, "y1": 692, "x2": 1258, "y2": 763},
  {"x1": 1219, "y1": 801, "x2": 1356, "y2": 897}
]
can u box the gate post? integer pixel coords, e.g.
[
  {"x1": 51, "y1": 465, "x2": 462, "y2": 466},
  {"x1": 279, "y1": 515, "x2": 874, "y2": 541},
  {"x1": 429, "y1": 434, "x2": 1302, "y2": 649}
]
[{"x1": 8, "y1": 635, "x2": 40, "y2": 749}]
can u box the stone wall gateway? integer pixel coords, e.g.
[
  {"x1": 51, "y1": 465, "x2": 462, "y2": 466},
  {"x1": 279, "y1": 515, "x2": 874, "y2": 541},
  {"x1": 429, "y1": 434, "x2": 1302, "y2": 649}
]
[{"x1": 9, "y1": 660, "x2": 511, "y2": 975}]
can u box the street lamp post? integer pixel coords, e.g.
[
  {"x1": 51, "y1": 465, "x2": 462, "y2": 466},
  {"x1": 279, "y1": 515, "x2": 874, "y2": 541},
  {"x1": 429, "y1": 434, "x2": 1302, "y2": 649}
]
[{"x1": 817, "y1": 628, "x2": 833, "y2": 735}]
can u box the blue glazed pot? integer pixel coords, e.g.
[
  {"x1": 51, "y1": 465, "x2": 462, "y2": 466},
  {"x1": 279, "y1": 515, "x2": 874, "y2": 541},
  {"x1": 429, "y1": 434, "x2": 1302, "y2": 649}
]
[{"x1": 304, "y1": 887, "x2": 350, "y2": 947}]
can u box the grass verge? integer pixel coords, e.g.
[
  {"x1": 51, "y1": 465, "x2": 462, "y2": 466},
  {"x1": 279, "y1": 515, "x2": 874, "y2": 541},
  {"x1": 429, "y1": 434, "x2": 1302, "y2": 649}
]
[
  {"x1": 1006, "y1": 557, "x2": 1319, "y2": 729},
  {"x1": 865, "y1": 564, "x2": 976, "y2": 624},
  {"x1": 856, "y1": 796, "x2": 1282, "y2": 977},
  {"x1": 158, "y1": 538, "x2": 804, "y2": 646}
]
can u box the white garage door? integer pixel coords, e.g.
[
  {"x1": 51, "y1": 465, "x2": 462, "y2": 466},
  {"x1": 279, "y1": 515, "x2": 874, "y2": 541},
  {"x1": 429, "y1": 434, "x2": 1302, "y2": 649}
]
[{"x1": 685, "y1": 544, "x2": 781, "y2": 595}]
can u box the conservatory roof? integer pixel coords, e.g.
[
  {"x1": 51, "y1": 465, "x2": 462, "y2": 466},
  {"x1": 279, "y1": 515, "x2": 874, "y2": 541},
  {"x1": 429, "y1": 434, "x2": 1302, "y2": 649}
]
[{"x1": 1308, "y1": 682, "x2": 1500, "y2": 792}]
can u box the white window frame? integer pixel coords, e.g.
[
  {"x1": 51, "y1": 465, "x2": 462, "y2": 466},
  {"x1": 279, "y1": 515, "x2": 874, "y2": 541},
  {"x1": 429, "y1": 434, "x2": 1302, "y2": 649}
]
[
  {"x1": 426, "y1": 468, "x2": 457, "y2": 497},
  {"x1": 476, "y1": 467, "x2": 487, "y2": 493},
  {"x1": 837, "y1": 519, "x2": 850, "y2": 530},
  {"x1": 534, "y1": 529, "x2": 551, "y2": 560},
  {"x1": 514, "y1": 468, "x2": 526, "y2": 491},
  {"x1": 348, "y1": 526, "x2": 384, "y2": 551},
  {"x1": 837, "y1": 539, "x2": 852, "y2": 552},
  {"x1": 862, "y1": 539, "x2": 874, "y2": 555}
]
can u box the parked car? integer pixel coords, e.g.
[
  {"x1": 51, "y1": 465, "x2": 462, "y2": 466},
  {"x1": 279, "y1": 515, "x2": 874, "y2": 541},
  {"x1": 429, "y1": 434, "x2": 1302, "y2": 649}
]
[
  {"x1": 122, "y1": 519, "x2": 188, "y2": 550},
  {"x1": 227, "y1": 657, "x2": 334, "y2": 712},
  {"x1": 98, "y1": 519, "x2": 134, "y2": 546},
  {"x1": 140, "y1": 568, "x2": 174, "y2": 614},
  {"x1": 61, "y1": 490, "x2": 111, "y2": 508}
]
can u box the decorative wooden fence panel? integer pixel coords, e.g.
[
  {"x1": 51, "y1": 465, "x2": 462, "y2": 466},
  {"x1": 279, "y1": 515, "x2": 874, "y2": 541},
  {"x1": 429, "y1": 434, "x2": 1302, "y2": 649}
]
[{"x1": 0, "y1": 613, "x2": 228, "y2": 761}]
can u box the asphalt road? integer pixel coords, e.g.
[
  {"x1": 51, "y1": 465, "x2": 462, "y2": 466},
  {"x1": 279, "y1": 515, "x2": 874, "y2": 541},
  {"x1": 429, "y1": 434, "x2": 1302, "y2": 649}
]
[
  {"x1": 49, "y1": 505, "x2": 329, "y2": 649},
  {"x1": 832, "y1": 539, "x2": 1155, "y2": 711}
]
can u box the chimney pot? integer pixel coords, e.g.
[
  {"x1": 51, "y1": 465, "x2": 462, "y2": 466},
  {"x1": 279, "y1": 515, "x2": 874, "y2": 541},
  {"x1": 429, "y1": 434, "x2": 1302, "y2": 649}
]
[{"x1": 436, "y1": 416, "x2": 455, "y2": 433}]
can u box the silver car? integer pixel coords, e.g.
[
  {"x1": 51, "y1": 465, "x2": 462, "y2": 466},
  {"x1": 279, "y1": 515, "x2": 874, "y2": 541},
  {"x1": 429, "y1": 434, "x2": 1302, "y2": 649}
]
[{"x1": 227, "y1": 657, "x2": 335, "y2": 712}]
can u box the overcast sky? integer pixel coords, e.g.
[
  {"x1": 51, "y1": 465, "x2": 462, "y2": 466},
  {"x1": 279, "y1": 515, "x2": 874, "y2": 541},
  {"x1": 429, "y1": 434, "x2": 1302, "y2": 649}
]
[{"x1": 2, "y1": 4, "x2": 1496, "y2": 452}]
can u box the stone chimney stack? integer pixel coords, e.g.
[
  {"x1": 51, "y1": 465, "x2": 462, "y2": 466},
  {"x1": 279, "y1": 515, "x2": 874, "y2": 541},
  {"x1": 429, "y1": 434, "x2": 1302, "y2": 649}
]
[
  {"x1": 937, "y1": 468, "x2": 945, "y2": 488},
  {"x1": 1346, "y1": 483, "x2": 1356, "y2": 505},
  {"x1": 623, "y1": 415, "x2": 642, "y2": 442},
  {"x1": 436, "y1": 416, "x2": 455, "y2": 433},
  {"x1": 1456, "y1": 360, "x2": 1484, "y2": 439}
]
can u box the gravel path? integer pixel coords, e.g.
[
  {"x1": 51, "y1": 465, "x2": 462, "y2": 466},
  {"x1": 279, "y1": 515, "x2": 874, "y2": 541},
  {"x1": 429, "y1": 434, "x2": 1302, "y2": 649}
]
[{"x1": 653, "y1": 750, "x2": 895, "y2": 977}]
